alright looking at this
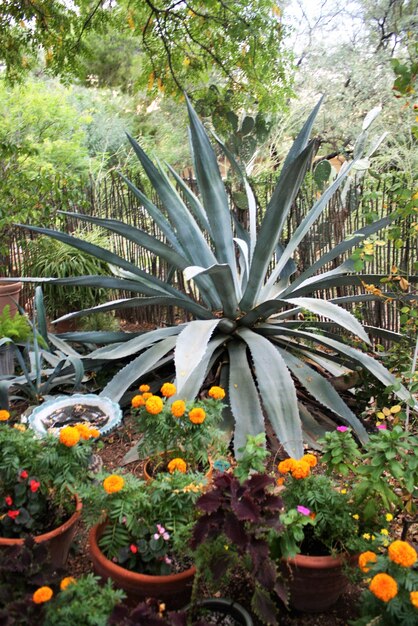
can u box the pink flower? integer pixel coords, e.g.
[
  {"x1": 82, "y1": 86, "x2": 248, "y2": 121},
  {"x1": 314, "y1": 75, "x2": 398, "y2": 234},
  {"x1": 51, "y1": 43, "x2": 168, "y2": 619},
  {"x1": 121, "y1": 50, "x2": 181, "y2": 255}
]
[
  {"x1": 297, "y1": 505, "x2": 311, "y2": 516},
  {"x1": 377, "y1": 424, "x2": 387, "y2": 430},
  {"x1": 29, "y1": 479, "x2": 41, "y2": 493},
  {"x1": 337, "y1": 426, "x2": 348, "y2": 432},
  {"x1": 163, "y1": 532, "x2": 170, "y2": 541},
  {"x1": 164, "y1": 556, "x2": 172, "y2": 565},
  {"x1": 7, "y1": 510, "x2": 20, "y2": 520},
  {"x1": 130, "y1": 544, "x2": 138, "y2": 554},
  {"x1": 154, "y1": 533, "x2": 160, "y2": 540},
  {"x1": 4, "y1": 496, "x2": 13, "y2": 506}
]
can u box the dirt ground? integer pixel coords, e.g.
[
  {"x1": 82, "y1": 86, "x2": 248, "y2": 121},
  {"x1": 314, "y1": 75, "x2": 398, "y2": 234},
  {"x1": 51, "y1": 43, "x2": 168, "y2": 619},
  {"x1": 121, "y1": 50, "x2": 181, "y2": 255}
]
[{"x1": 66, "y1": 413, "x2": 361, "y2": 626}]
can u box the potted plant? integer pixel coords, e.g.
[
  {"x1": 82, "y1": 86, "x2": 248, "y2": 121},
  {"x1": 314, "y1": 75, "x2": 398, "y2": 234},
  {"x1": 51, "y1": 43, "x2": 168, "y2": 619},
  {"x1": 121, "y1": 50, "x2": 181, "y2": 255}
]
[
  {"x1": 0, "y1": 412, "x2": 99, "y2": 567},
  {"x1": 353, "y1": 539, "x2": 418, "y2": 625},
  {"x1": 80, "y1": 468, "x2": 209, "y2": 607},
  {"x1": 273, "y1": 424, "x2": 418, "y2": 612},
  {"x1": 130, "y1": 383, "x2": 228, "y2": 478},
  {"x1": 0, "y1": 304, "x2": 35, "y2": 375}
]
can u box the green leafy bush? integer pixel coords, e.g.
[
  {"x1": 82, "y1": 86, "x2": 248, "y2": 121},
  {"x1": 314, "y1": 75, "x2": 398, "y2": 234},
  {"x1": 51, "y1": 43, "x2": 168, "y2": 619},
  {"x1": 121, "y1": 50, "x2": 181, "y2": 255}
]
[{"x1": 0, "y1": 305, "x2": 33, "y2": 342}]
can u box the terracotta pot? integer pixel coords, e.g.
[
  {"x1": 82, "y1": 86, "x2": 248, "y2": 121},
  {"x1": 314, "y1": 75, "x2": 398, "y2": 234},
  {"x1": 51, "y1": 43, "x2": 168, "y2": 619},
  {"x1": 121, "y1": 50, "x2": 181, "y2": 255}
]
[
  {"x1": 143, "y1": 453, "x2": 213, "y2": 483},
  {"x1": 280, "y1": 552, "x2": 355, "y2": 612},
  {"x1": 0, "y1": 282, "x2": 22, "y2": 317},
  {"x1": 89, "y1": 523, "x2": 196, "y2": 608},
  {"x1": 0, "y1": 495, "x2": 82, "y2": 569}
]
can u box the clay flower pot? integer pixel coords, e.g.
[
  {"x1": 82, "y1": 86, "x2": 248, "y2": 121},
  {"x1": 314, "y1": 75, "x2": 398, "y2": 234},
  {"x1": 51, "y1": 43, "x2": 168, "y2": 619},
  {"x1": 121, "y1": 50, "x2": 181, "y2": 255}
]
[
  {"x1": 0, "y1": 282, "x2": 22, "y2": 317},
  {"x1": 0, "y1": 495, "x2": 82, "y2": 568},
  {"x1": 280, "y1": 552, "x2": 355, "y2": 612},
  {"x1": 89, "y1": 522, "x2": 196, "y2": 608}
]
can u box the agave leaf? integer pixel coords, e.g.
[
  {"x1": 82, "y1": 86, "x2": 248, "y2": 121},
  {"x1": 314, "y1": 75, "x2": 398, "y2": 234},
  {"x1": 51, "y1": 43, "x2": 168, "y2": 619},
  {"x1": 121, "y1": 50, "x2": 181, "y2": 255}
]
[
  {"x1": 54, "y1": 296, "x2": 214, "y2": 323},
  {"x1": 100, "y1": 336, "x2": 178, "y2": 401},
  {"x1": 49, "y1": 331, "x2": 137, "y2": 345},
  {"x1": 183, "y1": 264, "x2": 239, "y2": 316},
  {"x1": 236, "y1": 328, "x2": 303, "y2": 458},
  {"x1": 276, "y1": 348, "x2": 368, "y2": 442},
  {"x1": 298, "y1": 403, "x2": 332, "y2": 450},
  {"x1": 175, "y1": 336, "x2": 227, "y2": 399},
  {"x1": 289, "y1": 274, "x2": 418, "y2": 297},
  {"x1": 34, "y1": 287, "x2": 48, "y2": 345},
  {"x1": 90, "y1": 326, "x2": 183, "y2": 360},
  {"x1": 165, "y1": 162, "x2": 211, "y2": 234},
  {"x1": 331, "y1": 293, "x2": 418, "y2": 304},
  {"x1": 175, "y1": 319, "x2": 222, "y2": 395},
  {"x1": 47, "y1": 333, "x2": 83, "y2": 357},
  {"x1": 282, "y1": 216, "x2": 393, "y2": 296},
  {"x1": 186, "y1": 98, "x2": 238, "y2": 279},
  {"x1": 280, "y1": 97, "x2": 323, "y2": 179},
  {"x1": 127, "y1": 134, "x2": 217, "y2": 269},
  {"x1": 227, "y1": 340, "x2": 266, "y2": 456},
  {"x1": 262, "y1": 162, "x2": 354, "y2": 299},
  {"x1": 58, "y1": 211, "x2": 190, "y2": 271},
  {"x1": 40, "y1": 355, "x2": 84, "y2": 395},
  {"x1": 233, "y1": 238, "x2": 250, "y2": 288},
  {"x1": 241, "y1": 141, "x2": 316, "y2": 310},
  {"x1": 119, "y1": 174, "x2": 181, "y2": 251}
]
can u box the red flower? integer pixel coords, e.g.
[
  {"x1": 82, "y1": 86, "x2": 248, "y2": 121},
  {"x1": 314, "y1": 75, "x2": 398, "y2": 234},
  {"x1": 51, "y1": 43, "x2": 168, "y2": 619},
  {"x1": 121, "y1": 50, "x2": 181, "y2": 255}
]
[
  {"x1": 4, "y1": 496, "x2": 13, "y2": 506},
  {"x1": 7, "y1": 510, "x2": 20, "y2": 520},
  {"x1": 20, "y1": 470, "x2": 28, "y2": 480},
  {"x1": 130, "y1": 544, "x2": 138, "y2": 554},
  {"x1": 29, "y1": 479, "x2": 41, "y2": 493}
]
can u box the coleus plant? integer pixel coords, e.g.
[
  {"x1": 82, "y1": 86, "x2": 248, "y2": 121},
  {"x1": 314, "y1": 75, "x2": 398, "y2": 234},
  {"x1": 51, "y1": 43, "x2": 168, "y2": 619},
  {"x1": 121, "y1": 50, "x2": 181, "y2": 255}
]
[
  {"x1": 190, "y1": 471, "x2": 284, "y2": 625},
  {"x1": 8, "y1": 99, "x2": 417, "y2": 457}
]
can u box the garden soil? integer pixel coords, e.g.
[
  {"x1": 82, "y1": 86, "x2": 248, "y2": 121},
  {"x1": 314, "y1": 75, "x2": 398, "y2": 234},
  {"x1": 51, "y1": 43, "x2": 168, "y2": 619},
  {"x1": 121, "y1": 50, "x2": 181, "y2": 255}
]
[{"x1": 66, "y1": 413, "x2": 361, "y2": 625}]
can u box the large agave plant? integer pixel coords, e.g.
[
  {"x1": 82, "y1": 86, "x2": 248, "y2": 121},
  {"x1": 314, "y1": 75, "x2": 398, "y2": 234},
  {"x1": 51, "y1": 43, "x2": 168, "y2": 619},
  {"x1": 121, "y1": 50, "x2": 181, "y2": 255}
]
[{"x1": 12, "y1": 100, "x2": 417, "y2": 457}]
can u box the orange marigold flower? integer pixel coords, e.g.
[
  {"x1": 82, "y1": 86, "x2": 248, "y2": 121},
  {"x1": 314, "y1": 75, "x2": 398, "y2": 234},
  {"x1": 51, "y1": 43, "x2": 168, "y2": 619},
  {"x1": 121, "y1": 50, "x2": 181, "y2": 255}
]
[
  {"x1": 302, "y1": 453, "x2": 317, "y2": 467},
  {"x1": 291, "y1": 460, "x2": 311, "y2": 479},
  {"x1": 277, "y1": 458, "x2": 296, "y2": 474},
  {"x1": 189, "y1": 407, "x2": 206, "y2": 424},
  {"x1": 410, "y1": 591, "x2": 418, "y2": 608},
  {"x1": 59, "y1": 426, "x2": 80, "y2": 447},
  {"x1": 171, "y1": 400, "x2": 186, "y2": 418},
  {"x1": 89, "y1": 428, "x2": 100, "y2": 438},
  {"x1": 60, "y1": 576, "x2": 76, "y2": 590},
  {"x1": 131, "y1": 394, "x2": 145, "y2": 408},
  {"x1": 0, "y1": 409, "x2": 10, "y2": 421},
  {"x1": 167, "y1": 458, "x2": 187, "y2": 474},
  {"x1": 74, "y1": 423, "x2": 93, "y2": 440},
  {"x1": 276, "y1": 477, "x2": 285, "y2": 486},
  {"x1": 161, "y1": 382, "x2": 176, "y2": 397},
  {"x1": 103, "y1": 474, "x2": 125, "y2": 494},
  {"x1": 145, "y1": 395, "x2": 164, "y2": 415},
  {"x1": 139, "y1": 384, "x2": 150, "y2": 393},
  {"x1": 208, "y1": 386, "x2": 226, "y2": 400},
  {"x1": 33, "y1": 586, "x2": 53, "y2": 604},
  {"x1": 142, "y1": 392, "x2": 152, "y2": 400},
  {"x1": 369, "y1": 573, "x2": 398, "y2": 602},
  {"x1": 388, "y1": 540, "x2": 417, "y2": 567},
  {"x1": 358, "y1": 551, "x2": 377, "y2": 573}
]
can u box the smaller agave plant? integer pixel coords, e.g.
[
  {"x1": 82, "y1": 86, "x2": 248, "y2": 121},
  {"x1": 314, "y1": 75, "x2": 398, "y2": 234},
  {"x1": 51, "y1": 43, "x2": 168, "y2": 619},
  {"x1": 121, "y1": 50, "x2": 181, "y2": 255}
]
[{"x1": 11, "y1": 99, "x2": 417, "y2": 458}]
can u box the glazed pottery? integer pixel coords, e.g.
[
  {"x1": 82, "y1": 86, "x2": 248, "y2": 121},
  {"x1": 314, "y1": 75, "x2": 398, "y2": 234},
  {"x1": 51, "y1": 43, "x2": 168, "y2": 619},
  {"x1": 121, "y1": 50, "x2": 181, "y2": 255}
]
[
  {"x1": 280, "y1": 552, "x2": 354, "y2": 612},
  {"x1": 89, "y1": 522, "x2": 196, "y2": 608},
  {"x1": 0, "y1": 495, "x2": 82, "y2": 568}
]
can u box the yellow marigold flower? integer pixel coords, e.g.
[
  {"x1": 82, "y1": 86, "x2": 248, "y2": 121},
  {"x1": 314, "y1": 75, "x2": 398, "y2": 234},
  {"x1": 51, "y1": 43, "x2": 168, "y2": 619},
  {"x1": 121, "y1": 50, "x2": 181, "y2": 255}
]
[
  {"x1": 208, "y1": 386, "x2": 226, "y2": 400},
  {"x1": 0, "y1": 409, "x2": 10, "y2": 421},
  {"x1": 171, "y1": 400, "x2": 186, "y2": 418},
  {"x1": 60, "y1": 576, "x2": 76, "y2": 590},
  {"x1": 167, "y1": 458, "x2": 187, "y2": 474},
  {"x1": 386, "y1": 513, "x2": 393, "y2": 522},
  {"x1": 390, "y1": 405, "x2": 401, "y2": 414},
  {"x1": 145, "y1": 395, "x2": 164, "y2": 415},
  {"x1": 189, "y1": 407, "x2": 206, "y2": 424},
  {"x1": 388, "y1": 540, "x2": 417, "y2": 567},
  {"x1": 358, "y1": 551, "x2": 377, "y2": 573},
  {"x1": 139, "y1": 384, "x2": 150, "y2": 392},
  {"x1": 369, "y1": 573, "x2": 398, "y2": 602},
  {"x1": 13, "y1": 423, "x2": 26, "y2": 432},
  {"x1": 363, "y1": 533, "x2": 371, "y2": 540},
  {"x1": 161, "y1": 382, "x2": 176, "y2": 397},
  {"x1": 302, "y1": 453, "x2": 317, "y2": 467},
  {"x1": 103, "y1": 474, "x2": 125, "y2": 494},
  {"x1": 142, "y1": 392, "x2": 152, "y2": 400},
  {"x1": 277, "y1": 458, "x2": 296, "y2": 474},
  {"x1": 59, "y1": 426, "x2": 80, "y2": 447},
  {"x1": 33, "y1": 586, "x2": 53, "y2": 604},
  {"x1": 410, "y1": 591, "x2": 418, "y2": 608},
  {"x1": 131, "y1": 394, "x2": 145, "y2": 408},
  {"x1": 352, "y1": 514, "x2": 360, "y2": 520},
  {"x1": 340, "y1": 489, "x2": 347, "y2": 494},
  {"x1": 380, "y1": 529, "x2": 389, "y2": 536},
  {"x1": 291, "y1": 460, "x2": 311, "y2": 479}
]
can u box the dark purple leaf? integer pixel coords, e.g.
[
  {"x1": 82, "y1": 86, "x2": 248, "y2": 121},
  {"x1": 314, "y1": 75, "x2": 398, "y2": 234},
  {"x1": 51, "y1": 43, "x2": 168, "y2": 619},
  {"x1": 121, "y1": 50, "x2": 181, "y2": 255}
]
[
  {"x1": 231, "y1": 493, "x2": 260, "y2": 522},
  {"x1": 262, "y1": 494, "x2": 284, "y2": 512},
  {"x1": 256, "y1": 560, "x2": 277, "y2": 590},
  {"x1": 252, "y1": 585, "x2": 278, "y2": 626},
  {"x1": 196, "y1": 490, "x2": 223, "y2": 513},
  {"x1": 247, "y1": 539, "x2": 269, "y2": 570},
  {"x1": 224, "y1": 512, "x2": 248, "y2": 547},
  {"x1": 245, "y1": 473, "x2": 274, "y2": 495},
  {"x1": 209, "y1": 550, "x2": 234, "y2": 579},
  {"x1": 274, "y1": 580, "x2": 289, "y2": 607}
]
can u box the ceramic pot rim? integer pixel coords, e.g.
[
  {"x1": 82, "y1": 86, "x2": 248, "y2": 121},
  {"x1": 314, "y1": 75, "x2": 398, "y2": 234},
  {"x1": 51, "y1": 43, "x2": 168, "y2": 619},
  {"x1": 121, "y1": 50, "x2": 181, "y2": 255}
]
[
  {"x1": 89, "y1": 522, "x2": 196, "y2": 584},
  {"x1": 282, "y1": 551, "x2": 352, "y2": 569}
]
